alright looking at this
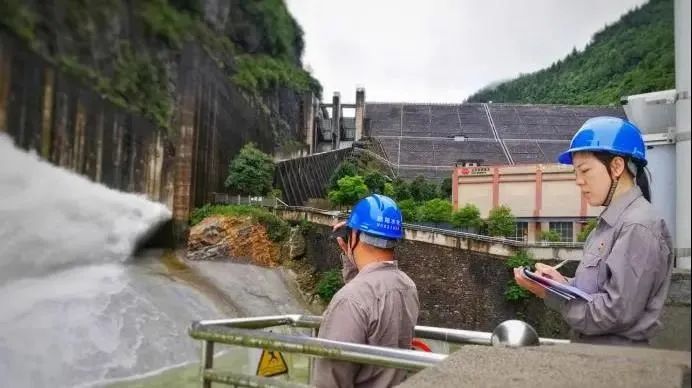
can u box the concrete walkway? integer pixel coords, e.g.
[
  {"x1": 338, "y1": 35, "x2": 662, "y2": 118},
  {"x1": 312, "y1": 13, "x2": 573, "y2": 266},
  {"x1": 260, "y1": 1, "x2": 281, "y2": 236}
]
[{"x1": 400, "y1": 343, "x2": 691, "y2": 388}]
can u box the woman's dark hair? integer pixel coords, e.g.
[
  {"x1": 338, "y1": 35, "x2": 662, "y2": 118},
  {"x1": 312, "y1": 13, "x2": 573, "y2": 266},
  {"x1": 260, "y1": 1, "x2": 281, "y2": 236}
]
[{"x1": 593, "y1": 152, "x2": 651, "y2": 202}]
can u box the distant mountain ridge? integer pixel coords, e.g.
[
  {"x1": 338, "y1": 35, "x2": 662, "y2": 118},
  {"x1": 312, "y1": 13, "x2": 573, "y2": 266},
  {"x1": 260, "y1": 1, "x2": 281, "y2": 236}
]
[{"x1": 467, "y1": 0, "x2": 674, "y2": 105}]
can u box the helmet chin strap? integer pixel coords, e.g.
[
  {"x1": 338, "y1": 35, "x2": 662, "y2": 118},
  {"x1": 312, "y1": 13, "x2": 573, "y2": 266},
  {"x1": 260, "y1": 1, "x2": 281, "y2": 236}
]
[{"x1": 601, "y1": 158, "x2": 638, "y2": 207}]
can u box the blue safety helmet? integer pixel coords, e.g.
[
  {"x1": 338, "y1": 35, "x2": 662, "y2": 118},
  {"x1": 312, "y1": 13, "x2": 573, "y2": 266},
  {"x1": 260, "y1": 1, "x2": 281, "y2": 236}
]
[
  {"x1": 347, "y1": 194, "x2": 403, "y2": 244},
  {"x1": 558, "y1": 116, "x2": 647, "y2": 167}
]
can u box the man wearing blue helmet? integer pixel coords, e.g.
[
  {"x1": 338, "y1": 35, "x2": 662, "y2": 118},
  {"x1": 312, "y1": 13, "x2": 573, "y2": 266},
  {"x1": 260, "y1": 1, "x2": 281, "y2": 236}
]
[
  {"x1": 513, "y1": 116, "x2": 674, "y2": 346},
  {"x1": 312, "y1": 194, "x2": 419, "y2": 388}
]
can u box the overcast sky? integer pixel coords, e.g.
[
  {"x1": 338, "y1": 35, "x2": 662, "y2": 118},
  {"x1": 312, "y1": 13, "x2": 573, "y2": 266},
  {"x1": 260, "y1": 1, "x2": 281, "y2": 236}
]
[{"x1": 285, "y1": 0, "x2": 649, "y2": 103}]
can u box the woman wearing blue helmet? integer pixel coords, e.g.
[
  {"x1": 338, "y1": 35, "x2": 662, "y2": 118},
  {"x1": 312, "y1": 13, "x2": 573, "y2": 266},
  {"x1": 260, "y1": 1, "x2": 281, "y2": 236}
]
[
  {"x1": 312, "y1": 194, "x2": 419, "y2": 388},
  {"x1": 513, "y1": 116, "x2": 674, "y2": 346}
]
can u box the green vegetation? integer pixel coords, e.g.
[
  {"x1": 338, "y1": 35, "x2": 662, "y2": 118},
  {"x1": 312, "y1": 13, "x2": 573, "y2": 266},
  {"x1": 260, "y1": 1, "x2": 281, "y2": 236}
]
[
  {"x1": 440, "y1": 177, "x2": 453, "y2": 199},
  {"x1": 328, "y1": 161, "x2": 360, "y2": 190},
  {"x1": 138, "y1": 0, "x2": 195, "y2": 49},
  {"x1": 112, "y1": 45, "x2": 172, "y2": 128},
  {"x1": 468, "y1": 0, "x2": 674, "y2": 104},
  {"x1": 328, "y1": 175, "x2": 369, "y2": 207},
  {"x1": 316, "y1": 269, "x2": 344, "y2": 303},
  {"x1": 408, "y1": 176, "x2": 438, "y2": 202},
  {"x1": 0, "y1": 0, "x2": 37, "y2": 44},
  {"x1": 577, "y1": 218, "x2": 598, "y2": 242},
  {"x1": 190, "y1": 204, "x2": 290, "y2": 242},
  {"x1": 451, "y1": 203, "x2": 483, "y2": 230},
  {"x1": 1, "y1": 0, "x2": 321, "y2": 130},
  {"x1": 224, "y1": 0, "x2": 321, "y2": 97},
  {"x1": 397, "y1": 199, "x2": 418, "y2": 223},
  {"x1": 383, "y1": 182, "x2": 395, "y2": 197},
  {"x1": 417, "y1": 199, "x2": 453, "y2": 224},
  {"x1": 58, "y1": 44, "x2": 172, "y2": 128},
  {"x1": 391, "y1": 178, "x2": 411, "y2": 201},
  {"x1": 504, "y1": 250, "x2": 536, "y2": 302},
  {"x1": 224, "y1": 143, "x2": 275, "y2": 196},
  {"x1": 326, "y1": 155, "x2": 396, "y2": 207},
  {"x1": 486, "y1": 205, "x2": 516, "y2": 237},
  {"x1": 363, "y1": 171, "x2": 387, "y2": 194},
  {"x1": 296, "y1": 218, "x2": 314, "y2": 236},
  {"x1": 232, "y1": 0, "x2": 304, "y2": 60},
  {"x1": 232, "y1": 54, "x2": 321, "y2": 97},
  {"x1": 136, "y1": 0, "x2": 321, "y2": 97},
  {"x1": 538, "y1": 230, "x2": 562, "y2": 243}
]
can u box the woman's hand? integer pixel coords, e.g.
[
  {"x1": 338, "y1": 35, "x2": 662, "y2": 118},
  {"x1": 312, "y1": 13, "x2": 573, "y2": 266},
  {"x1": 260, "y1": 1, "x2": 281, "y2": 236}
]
[
  {"x1": 513, "y1": 267, "x2": 546, "y2": 299},
  {"x1": 534, "y1": 263, "x2": 568, "y2": 284}
]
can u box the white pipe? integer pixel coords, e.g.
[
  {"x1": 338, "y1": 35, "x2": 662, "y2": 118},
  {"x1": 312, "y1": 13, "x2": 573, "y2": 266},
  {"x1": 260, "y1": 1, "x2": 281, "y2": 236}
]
[{"x1": 675, "y1": 0, "x2": 691, "y2": 269}]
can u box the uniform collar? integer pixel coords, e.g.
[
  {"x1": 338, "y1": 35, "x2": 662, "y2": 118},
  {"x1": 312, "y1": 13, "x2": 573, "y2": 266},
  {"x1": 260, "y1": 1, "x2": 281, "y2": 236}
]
[
  {"x1": 600, "y1": 186, "x2": 642, "y2": 226},
  {"x1": 359, "y1": 260, "x2": 398, "y2": 275}
]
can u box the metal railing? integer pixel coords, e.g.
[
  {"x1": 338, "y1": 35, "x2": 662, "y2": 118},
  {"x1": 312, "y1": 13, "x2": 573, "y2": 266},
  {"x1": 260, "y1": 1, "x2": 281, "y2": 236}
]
[
  {"x1": 210, "y1": 194, "x2": 288, "y2": 208},
  {"x1": 189, "y1": 314, "x2": 569, "y2": 388},
  {"x1": 274, "y1": 206, "x2": 585, "y2": 249},
  {"x1": 202, "y1": 197, "x2": 584, "y2": 250}
]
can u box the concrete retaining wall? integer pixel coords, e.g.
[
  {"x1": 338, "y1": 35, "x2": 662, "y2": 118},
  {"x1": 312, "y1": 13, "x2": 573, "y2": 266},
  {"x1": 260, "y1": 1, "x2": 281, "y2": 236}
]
[{"x1": 279, "y1": 207, "x2": 691, "y2": 350}]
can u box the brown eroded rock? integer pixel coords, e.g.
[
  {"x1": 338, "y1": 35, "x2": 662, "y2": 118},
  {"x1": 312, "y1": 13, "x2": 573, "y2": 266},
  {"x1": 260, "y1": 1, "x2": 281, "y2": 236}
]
[{"x1": 187, "y1": 215, "x2": 280, "y2": 267}]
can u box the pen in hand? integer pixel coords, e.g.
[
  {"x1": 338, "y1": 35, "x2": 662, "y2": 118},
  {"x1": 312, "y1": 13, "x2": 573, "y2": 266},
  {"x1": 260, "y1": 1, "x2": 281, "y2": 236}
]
[{"x1": 552, "y1": 259, "x2": 569, "y2": 270}]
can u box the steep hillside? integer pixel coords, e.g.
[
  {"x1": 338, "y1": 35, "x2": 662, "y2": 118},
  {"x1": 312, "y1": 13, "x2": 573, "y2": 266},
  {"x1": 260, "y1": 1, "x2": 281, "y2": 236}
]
[
  {"x1": 468, "y1": 0, "x2": 674, "y2": 105},
  {"x1": 0, "y1": 0, "x2": 320, "y2": 143}
]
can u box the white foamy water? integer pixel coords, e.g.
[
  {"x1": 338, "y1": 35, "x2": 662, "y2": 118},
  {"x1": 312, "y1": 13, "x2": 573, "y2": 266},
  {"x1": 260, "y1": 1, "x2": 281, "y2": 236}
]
[
  {"x1": 0, "y1": 135, "x2": 220, "y2": 387},
  {"x1": 0, "y1": 134, "x2": 172, "y2": 285}
]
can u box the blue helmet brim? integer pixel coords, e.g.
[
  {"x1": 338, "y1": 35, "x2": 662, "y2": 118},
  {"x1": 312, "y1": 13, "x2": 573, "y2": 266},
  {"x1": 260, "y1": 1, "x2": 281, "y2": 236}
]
[
  {"x1": 557, "y1": 151, "x2": 573, "y2": 165},
  {"x1": 557, "y1": 146, "x2": 648, "y2": 167}
]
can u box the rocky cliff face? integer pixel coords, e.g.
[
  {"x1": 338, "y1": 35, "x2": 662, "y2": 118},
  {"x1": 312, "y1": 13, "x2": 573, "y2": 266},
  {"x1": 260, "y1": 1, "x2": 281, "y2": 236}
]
[
  {"x1": 187, "y1": 214, "x2": 305, "y2": 266},
  {"x1": 0, "y1": 0, "x2": 318, "y2": 153}
]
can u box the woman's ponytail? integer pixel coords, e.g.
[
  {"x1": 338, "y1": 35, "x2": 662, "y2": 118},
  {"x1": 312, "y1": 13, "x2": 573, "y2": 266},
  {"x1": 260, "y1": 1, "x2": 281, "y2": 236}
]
[{"x1": 635, "y1": 164, "x2": 651, "y2": 202}]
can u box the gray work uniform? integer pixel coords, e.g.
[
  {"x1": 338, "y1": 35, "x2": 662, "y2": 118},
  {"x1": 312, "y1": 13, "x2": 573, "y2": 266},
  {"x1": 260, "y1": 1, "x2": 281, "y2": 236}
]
[
  {"x1": 545, "y1": 186, "x2": 674, "y2": 345},
  {"x1": 312, "y1": 258, "x2": 419, "y2": 388}
]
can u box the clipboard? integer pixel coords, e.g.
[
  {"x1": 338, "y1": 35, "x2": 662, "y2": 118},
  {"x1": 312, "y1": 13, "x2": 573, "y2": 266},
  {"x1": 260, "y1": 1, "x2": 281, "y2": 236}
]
[{"x1": 522, "y1": 267, "x2": 593, "y2": 302}]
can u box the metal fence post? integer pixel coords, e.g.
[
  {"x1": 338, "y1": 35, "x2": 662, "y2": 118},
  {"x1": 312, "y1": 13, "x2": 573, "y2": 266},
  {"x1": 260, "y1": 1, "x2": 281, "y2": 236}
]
[
  {"x1": 308, "y1": 328, "x2": 317, "y2": 383},
  {"x1": 201, "y1": 340, "x2": 215, "y2": 388}
]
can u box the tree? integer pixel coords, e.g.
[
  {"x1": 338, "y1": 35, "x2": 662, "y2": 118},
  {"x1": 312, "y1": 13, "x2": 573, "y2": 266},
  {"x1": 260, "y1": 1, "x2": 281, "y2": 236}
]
[
  {"x1": 451, "y1": 204, "x2": 483, "y2": 230},
  {"x1": 440, "y1": 177, "x2": 453, "y2": 199},
  {"x1": 364, "y1": 171, "x2": 386, "y2": 194},
  {"x1": 417, "y1": 199, "x2": 453, "y2": 224},
  {"x1": 383, "y1": 182, "x2": 395, "y2": 197},
  {"x1": 328, "y1": 175, "x2": 368, "y2": 207},
  {"x1": 577, "y1": 218, "x2": 598, "y2": 242},
  {"x1": 328, "y1": 161, "x2": 358, "y2": 190},
  {"x1": 397, "y1": 199, "x2": 418, "y2": 223},
  {"x1": 409, "y1": 176, "x2": 438, "y2": 202},
  {"x1": 486, "y1": 205, "x2": 516, "y2": 237},
  {"x1": 392, "y1": 178, "x2": 411, "y2": 201},
  {"x1": 224, "y1": 143, "x2": 274, "y2": 196}
]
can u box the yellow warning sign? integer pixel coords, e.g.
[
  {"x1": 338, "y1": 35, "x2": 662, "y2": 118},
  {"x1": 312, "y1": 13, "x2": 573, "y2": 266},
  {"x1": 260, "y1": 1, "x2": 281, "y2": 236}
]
[{"x1": 256, "y1": 349, "x2": 289, "y2": 377}]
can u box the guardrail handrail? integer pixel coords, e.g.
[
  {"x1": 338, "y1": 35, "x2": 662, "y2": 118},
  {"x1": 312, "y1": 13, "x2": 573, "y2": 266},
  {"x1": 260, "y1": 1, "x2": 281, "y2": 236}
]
[
  {"x1": 204, "y1": 196, "x2": 585, "y2": 249},
  {"x1": 193, "y1": 314, "x2": 569, "y2": 346},
  {"x1": 189, "y1": 314, "x2": 569, "y2": 387},
  {"x1": 273, "y1": 206, "x2": 585, "y2": 249}
]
